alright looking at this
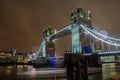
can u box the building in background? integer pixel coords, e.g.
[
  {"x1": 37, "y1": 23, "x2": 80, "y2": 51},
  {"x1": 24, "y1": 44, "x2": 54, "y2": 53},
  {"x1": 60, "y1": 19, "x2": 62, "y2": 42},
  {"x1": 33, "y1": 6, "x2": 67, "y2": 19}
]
[{"x1": 0, "y1": 49, "x2": 28, "y2": 63}]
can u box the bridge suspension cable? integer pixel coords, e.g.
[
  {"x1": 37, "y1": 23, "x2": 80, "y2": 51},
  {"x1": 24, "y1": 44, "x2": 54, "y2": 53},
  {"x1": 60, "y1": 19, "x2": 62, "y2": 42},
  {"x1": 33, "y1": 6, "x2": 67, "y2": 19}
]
[
  {"x1": 82, "y1": 24, "x2": 120, "y2": 41},
  {"x1": 38, "y1": 40, "x2": 44, "y2": 53},
  {"x1": 81, "y1": 24, "x2": 120, "y2": 47},
  {"x1": 45, "y1": 25, "x2": 71, "y2": 40}
]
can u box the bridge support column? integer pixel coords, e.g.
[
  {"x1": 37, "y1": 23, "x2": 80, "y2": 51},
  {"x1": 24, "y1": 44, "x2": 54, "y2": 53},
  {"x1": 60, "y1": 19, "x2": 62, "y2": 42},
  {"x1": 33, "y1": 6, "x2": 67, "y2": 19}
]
[
  {"x1": 115, "y1": 55, "x2": 119, "y2": 64},
  {"x1": 41, "y1": 27, "x2": 56, "y2": 58},
  {"x1": 71, "y1": 23, "x2": 82, "y2": 54},
  {"x1": 85, "y1": 54, "x2": 102, "y2": 67},
  {"x1": 64, "y1": 54, "x2": 88, "y2": 80},
  {"x1": 42, "y1": 40, "x2": 46, "y2": 57},
  {"x1": 41, "y1": 39, "x2": 56, "y2": 58},
  {"x1": 46, "y1": 40, "x2": 56, "y2": 58}
]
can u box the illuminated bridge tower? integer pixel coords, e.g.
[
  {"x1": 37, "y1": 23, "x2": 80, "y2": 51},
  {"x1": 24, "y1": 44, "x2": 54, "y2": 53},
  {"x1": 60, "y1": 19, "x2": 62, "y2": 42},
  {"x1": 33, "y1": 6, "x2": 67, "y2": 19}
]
[
  {"x1": 42, "y1": 27, "x2": 56, "y2": 58},
  {"x1": 71, "y1": 6, "x2": 92, "y2": 54},
  {"x1": 71, "y1": 10, "x2": 81, "y2": 54}
]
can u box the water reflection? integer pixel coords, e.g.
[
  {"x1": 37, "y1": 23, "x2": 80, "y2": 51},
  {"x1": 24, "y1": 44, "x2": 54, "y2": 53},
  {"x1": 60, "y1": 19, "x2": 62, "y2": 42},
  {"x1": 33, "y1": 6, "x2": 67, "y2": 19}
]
[
  {"x1": 0, "y1": 63, "x2": 119, "y2": 80},
  {"x1": 102, "y1": 63, "x2": 120, "y2": 80},
  {"x1": 89, "y1": 74, "x2": 103, "y2": 80}
]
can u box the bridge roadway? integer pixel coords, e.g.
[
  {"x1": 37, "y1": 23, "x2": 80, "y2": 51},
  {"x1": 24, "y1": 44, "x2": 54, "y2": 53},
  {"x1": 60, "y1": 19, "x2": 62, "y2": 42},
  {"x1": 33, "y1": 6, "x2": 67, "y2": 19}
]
[
  {"x1": 45, "y1": 24, "x2": 71, "y2": 40},
  {"x1": 83, "y1": 52, "x2": 120, "y2": 56}
]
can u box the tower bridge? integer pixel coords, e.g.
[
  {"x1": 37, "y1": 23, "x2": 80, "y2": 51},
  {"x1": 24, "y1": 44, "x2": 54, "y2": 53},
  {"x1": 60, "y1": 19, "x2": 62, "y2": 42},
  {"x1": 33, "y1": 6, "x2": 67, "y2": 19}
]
[{"x1": 37, "y1": 6, "x2": 120, "y2": 63}]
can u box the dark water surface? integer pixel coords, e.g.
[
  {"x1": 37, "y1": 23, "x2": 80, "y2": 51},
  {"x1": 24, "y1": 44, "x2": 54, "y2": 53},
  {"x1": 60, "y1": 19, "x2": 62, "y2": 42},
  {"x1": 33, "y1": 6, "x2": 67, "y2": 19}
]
[{"x1": 0, "y1": 63, "x2": 120, "y2": 80}]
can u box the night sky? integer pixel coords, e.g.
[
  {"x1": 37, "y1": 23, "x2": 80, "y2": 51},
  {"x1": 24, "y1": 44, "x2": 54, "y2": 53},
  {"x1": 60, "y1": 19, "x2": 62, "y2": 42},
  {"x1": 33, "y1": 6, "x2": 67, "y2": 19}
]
[{"x1": 0, "y1": 0, "x2": 120, "y2": 55}]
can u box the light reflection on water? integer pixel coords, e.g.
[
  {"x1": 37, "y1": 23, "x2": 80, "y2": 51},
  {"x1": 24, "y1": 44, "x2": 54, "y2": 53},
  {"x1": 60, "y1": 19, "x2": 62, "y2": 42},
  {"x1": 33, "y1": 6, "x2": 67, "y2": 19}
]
[
  {"x1": 102, "y1": 63, "x2": 120, "y2": 80},
  {"x1": 0, "y1": 63, "x2": 119, "y2": 80}
]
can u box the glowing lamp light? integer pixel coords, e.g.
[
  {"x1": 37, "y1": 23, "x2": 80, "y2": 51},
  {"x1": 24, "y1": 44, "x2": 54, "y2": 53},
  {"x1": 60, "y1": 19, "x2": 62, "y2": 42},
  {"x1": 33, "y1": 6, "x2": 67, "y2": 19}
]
[
  {"x1": 47, "y1": 31, "x2": 50, "y2": 36},
  {"x1": 47, "y1": 47, "x2": 54, "y2": 51},
  {"x1": 80, "y1": 12, "x2": 84, "y2": 18},
  {"x1": 54, "y1": 29, "x2": 57, "y2": 34},
  {"x1": 87, "y1": 16, "x2": 91, "y2": 20},
  {"x1": 87, "y1": 10, "x2": 91, "y2": 20}
]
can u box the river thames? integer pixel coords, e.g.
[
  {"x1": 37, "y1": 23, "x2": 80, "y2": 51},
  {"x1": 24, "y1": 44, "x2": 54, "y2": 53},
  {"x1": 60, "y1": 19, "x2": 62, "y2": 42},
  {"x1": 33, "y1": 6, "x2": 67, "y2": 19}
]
[{"x1": 0, "y1": 63, "x2": 120, "y2": 80}]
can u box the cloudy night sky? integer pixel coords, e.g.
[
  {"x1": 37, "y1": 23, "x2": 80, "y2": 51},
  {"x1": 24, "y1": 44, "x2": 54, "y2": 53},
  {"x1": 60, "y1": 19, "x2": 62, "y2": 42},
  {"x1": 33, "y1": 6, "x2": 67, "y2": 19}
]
[{"x1": 0, "y1": 0, "x2": 120, "y2": 55}]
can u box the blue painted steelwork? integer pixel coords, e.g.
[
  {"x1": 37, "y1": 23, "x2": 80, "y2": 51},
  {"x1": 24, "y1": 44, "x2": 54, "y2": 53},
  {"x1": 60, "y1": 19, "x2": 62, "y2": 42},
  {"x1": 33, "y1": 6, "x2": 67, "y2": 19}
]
[{"x1": 83, "y1": 46, "x2": 92, "y2": 53}]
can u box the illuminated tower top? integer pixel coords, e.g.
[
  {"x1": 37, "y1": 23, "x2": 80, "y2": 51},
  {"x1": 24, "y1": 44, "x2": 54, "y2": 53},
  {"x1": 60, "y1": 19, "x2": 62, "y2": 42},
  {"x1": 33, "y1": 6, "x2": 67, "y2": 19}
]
[
  {"x1": 42, "y1": 26, "x2": 54, "y2": 39},
  {"x1": 71, "y1": 6, "x2": 92, "y2": 26}
]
